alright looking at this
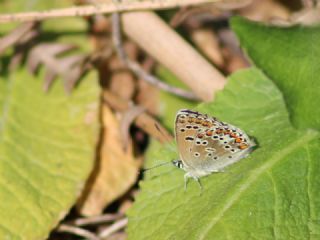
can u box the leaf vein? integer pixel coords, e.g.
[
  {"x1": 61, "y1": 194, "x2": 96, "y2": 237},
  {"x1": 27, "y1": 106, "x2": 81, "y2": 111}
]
[{"x1": 198, "y1": 130, "x2": 318, "y2": 240}]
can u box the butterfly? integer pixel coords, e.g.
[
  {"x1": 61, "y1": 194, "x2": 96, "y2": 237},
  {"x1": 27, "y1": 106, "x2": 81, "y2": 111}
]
[{"x1": 172, "y1": 109, "x2": 255, "y2": 190}]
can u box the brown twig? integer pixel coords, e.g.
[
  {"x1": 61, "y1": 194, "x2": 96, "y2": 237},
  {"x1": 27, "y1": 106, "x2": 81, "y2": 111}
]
[
  {"x1": 301, "y1": 0, "x2": 317, "y2": 8},
  {"x1": 0, "y1": 0, "x2": 228, "y2": 23},
  {"x1": 56, "y1": 224, "x2": 100, "y2": 240},
  {"x1": 98, "y1": 218, "x2": 128, "y2": 239},
  {"x1": 111, "y1": 12, "x2": 199, "y2": 101},
  {"x1": 68, "y1": 213, "x2": 124, "y2": 226},
  {"x1": 121, "y1": 11, "x2": 226, "y2": 101},
  {"x1": 103, "y1": 90, "x2": 173, "y2": 143}
]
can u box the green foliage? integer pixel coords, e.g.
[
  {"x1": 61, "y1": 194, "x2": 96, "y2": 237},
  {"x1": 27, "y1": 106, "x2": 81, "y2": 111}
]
[
  {"x1": 0, "y1": 68, "x2": 99, "y2": 239},
  {"x1": 0, "y1": 0, "x2": 74, "y2": 33},
  {"x1": 128, "y1": 17, "x2": 320, "y2": 239},
  {"x1": 127, "y1": 68, "x2": 320, "y2": 239},
  {"x1": 0, "y1": 2, "x2": 100, "y2": 238},
  {"x1": 231, "y1": 16, "x2": 320, "y2": 131}
]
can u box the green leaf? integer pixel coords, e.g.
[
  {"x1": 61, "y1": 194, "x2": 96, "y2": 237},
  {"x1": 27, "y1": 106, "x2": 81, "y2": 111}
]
[
  {"x1": 0, "y1": 0, "x2": 71, "y2": 13},
  {"x1": 0, "y1": 68, "x2": 99, "y2": 238},
  {"x1": 127, "y1": 68, "x2": 320, "y2": 239},
  {"x1": 0, "y1": 3, "x2": 99, "y2": 239},
  {"x1": 231, "y1": 16, "x2": 320, "y2": 131}
]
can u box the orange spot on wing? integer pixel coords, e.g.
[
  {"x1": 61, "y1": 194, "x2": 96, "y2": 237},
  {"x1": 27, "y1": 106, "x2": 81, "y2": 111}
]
[
  {"x1": 239, "y1": 144, "x2": 248, "y2": 150},
  {"x1": 230, "y1": 133, "x2": 237, "y2": 138},
  {"x1": 195, "y1": 119, "x2": 202, "y2": 124},
  {"x1": 188, "y1": 117, "x2": 195, "y2": 123},
  {"x1": 206, "y1": 130, "x2": 213, "y2": 136},
  {"x1": 197, "y1": 133, "x2": 204, "y2": 138},
  {"x1": 216, "y1": 129, "x2": 223, "y2": 134},
  {"x1": 202, "y1": 121, "x2": 211, "y2": 127}
]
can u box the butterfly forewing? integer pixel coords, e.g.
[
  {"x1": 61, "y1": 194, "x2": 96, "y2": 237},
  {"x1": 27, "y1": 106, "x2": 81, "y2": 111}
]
[
  {"x1": 174, "y1": 109, "x2": 255, "y2": 176},
  {"x1": 174, "y1": 110, "x2": 198, "y2": 166}
]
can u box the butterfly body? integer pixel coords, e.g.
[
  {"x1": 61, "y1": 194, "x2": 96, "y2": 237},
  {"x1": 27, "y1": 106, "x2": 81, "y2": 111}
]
[{"x1": 173, "y1": 109, "x2": 255, "y2": 189}]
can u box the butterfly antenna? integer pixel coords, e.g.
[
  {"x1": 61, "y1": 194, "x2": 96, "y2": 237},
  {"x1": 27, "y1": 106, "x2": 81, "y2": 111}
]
[
  {"x1": 142, "y1": 161, "x2": 172, "y2": 172},
  {"x1": 154, "y1": 123, "x2": 173, "y2": 142},
  {"x1": 140, "y1": 123, "x2": 175, "y2": 173}
]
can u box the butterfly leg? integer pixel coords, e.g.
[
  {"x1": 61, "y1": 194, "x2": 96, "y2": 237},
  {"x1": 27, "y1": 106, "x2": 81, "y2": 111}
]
[
  {"x1": 193, "y1": 177, "x2": 203, "y2": 194},
  {"x1": 184, "y1": 173, "x2": 203, "y2": 194},
  {"x1": 184, "y1": 173, "x2": 190, "y2": 191}
]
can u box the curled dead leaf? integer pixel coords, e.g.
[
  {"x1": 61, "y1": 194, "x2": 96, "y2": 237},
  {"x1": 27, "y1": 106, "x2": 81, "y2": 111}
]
[
  {"x1": 77, "y1": 104, "x2": 140, "y2": 216},
  {"x1": 0, "y1": 22, "x2": 37, "y2": 55},
  {"x1": 26, "y1": 42, "x2": 91, "y2": 92},
  {"x1": 120, "y1": 105, "x2": 145, "y2": 151}
]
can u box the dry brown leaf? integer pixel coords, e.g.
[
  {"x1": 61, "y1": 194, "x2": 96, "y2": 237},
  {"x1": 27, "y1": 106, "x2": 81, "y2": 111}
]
[
  {"x1": 118, "y1": 197, "x2": 134, "y2": 214},
  {"x1": 136, "y1": 79, "x2": 159, "y2": 116},
  {"x1": 103, "y1": 90, "x2": 173, "y2": 144},
  {"x1": 215, "y1": 0, "x2": 252, "y2": 10},
  {"x1": 135, "y1": 58, "x2": 159, "y2": 116},
  {"x1": 109, "y1": 71, "x2": 136, "y2": 100},
  {"x1": 103, "y1": 232, "x2": 127, "y2": 240},
  {"x1": 0, "y1": 22, "x2": 36, "y2": 55},
  {"x1": 215, "y1": 28, "x2": 249, "y2": 73},
  {"x1": 222, "y1": 46, "x2": 249, "y2": 72},
  {"x1": 26, "y1": 42, "x2": 88, "y2": 92},
  {"x1": 77, "y1": 104, "x2": 140, "y2": 216},
  {"x1": 8, "y1": 25, "x2": 39, "y2": 70},
  {"x1": 290, "y1": 7, "x2": 320, "y2": 25},
  {"x1": 238, "y1": 0, "x2": 291, "y2": 21},
  {"x1": 191, "y1": 28, "x2": 224, "y2": 68},
  {"x1": 108, "y1": 41, "x2": 139, "y2": 100}
]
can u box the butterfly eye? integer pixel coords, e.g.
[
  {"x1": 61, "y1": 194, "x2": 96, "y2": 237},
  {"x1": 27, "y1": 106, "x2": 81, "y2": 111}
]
[{"x1": 172, "y1": 160, "x2": 183, "y2": 169}]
